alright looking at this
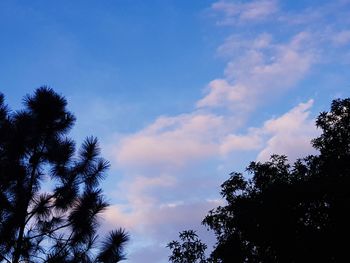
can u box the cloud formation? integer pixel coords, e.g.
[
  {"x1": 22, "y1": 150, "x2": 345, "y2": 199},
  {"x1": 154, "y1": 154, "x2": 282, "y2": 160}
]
[
  {"x1": 197, "y1": 32, "x2": 315, "y2": 111},
  {"x1": 114, "y1": 30, "x2": 319, "y2": 173},
  {"x1": 332, "y1": 30, "x2": 350, "y2": 46},
  {"x1": 257, "y1": 100, "x2": 319, "y2": 162},
  {"x1": 106, "y1": 99, "x2": 318, "y2": 262},
  {"x1": 114, "y1": 99, "x2": 317, "y2": 170},
  {"x1": 115, "y1": 113, "x2": 225, "y2": 169},
  {"x1": 212, "y1": 0, "x2": 279, "y2": 25},
  {"x1": 104, "y1": 1, "x2": 350, "y2": 262}
]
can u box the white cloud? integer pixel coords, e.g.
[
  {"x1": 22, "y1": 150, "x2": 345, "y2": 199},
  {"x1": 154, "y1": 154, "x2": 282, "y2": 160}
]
[
  {"x1": 103, "y1": 2, "x2": 350, "y2": 261},
  {"x1": 217, "y1": 33, "x2": 273, "y2": 57},
  {"x1": 104, "y1": 98, "x2": 319, "y2": 261},
  {"x1": 220, "y1": 129, "x2": 262, "y2": 155},
  {"x1": 109, "y1": 99, "x2": 318, "y2": 228},
  {"x1": 197, "y1": 32, "x2": 315, "y2": 111},
  {"x1": 278, "y1": 0, "x2": 350, "y2": 26},
  {"x1": 257, "y1": 100, "x2": 319, "y2": 162},
  {"x1": 212, "y1": 0, "x2": 278, "y2": 25},
  {"x1": 103, "y1": 174, "x2": 178, "y2": 231},
  {"x1": 332, "y1": 30, "x2": 350, "y2": 46},
  {"x1": 107, "y1": 16, "x2": 322, "y2": 262},
  {"x1": 114, "y1": 113, "x2": 226, "y2": 169},
  {"x1": 196, "y1": 80, "x2": 250, "y2": 111},
  {"x1": 104, "y1": 200, "x2": 218, "y2": 263},
  {"x1": 115, "y1": 96, "x2": 318, "y2": 171}
]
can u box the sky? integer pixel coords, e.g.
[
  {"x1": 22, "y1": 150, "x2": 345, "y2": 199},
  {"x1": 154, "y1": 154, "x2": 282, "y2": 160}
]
[{"x1": 1, "y1": 0, "x2": 350, "y2": 262}]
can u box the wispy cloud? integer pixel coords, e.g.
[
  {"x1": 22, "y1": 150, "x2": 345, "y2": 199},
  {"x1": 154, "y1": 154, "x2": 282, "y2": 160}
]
[
  {"x1": 212, "y1": 0, "x2": 279, "y2": 25},
  {"x1": 105, "y1": 98, "x2": 317, "y2": 262},
  {"x1": 332, "y1": 30, "x2": 350, "y2": 46},
  {"x1": 197, "y1": 32, "x2": 315, "y2": 111},
  {"x1": 257, "y1": 100, "x2": 319, "y2": 162},
  {"x1": 114, "y1": 113, "x2": 225, "y2": 169},
  {"x1": 104, "y1": 1, "x2": 350, "y2": 261}
]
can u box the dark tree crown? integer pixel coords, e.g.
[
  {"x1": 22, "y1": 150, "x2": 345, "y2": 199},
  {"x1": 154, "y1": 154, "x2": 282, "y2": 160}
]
[
  {"x1": 202, "y1": 98, "x2": 350, "y2": 262},
  {"x1": 169, "y1": 98, "x2": 350, "y2": 263},
  {"x1": 0, "y1": 88, "x2": 128, "y2": 263}
]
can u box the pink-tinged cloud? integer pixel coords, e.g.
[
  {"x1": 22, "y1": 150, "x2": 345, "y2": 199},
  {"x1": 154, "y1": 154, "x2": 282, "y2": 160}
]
[
  {"x1": 107, "y1": 99, "x2": 319, "y2": 234},
  {"x1": 257, "y1": 100, "x2": 319, "y2": 162},
  {"x1": 114, "y1": 109, "x2": 279, "y2": 172},
  {"x1": 220, "y1": 130, "x2": 262, "y2": 155},
  {"x1": 112, "y1": 29, "x2": 320, "y2": 174},
  {"x1": 197, "y1": 32, "x2": 315, "y2": 111},
  {"x1": 114, "y1": 113, "x2": 227, "y2": 169},
  {"x1": 103, "y1": 198, "x2": 222, "y2": 262},
  {"x1": 102, "y1": 2, "x2": 350, "y2": 262},
  {"x1": 109, "y1": 28, "x2": 321, "y2": 256},
  {"x1": 105, "y1": 99, "x2": 319, "y2": 262}
]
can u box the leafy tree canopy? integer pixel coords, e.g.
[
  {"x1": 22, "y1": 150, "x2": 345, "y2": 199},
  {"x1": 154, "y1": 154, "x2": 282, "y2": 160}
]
[
  {"x1": 169, "y1": 98, "x2": 350, "y2": 263},
  {"x1": 0, "y1": 88, "x2": 129, "y2": 263},
  {"x1": 167, "y1": 230, "x2": 208, "y2": 263}
]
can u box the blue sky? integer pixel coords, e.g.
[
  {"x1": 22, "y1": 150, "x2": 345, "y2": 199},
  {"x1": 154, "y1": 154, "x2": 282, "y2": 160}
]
[{"x1": 1, "y1": 1, "x2": 350, "y2": 262}]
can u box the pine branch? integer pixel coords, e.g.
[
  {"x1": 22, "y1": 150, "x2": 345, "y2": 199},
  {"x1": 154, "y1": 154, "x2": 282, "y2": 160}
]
[{"x1": 27, "y1": 223, "x2": 72, "y2": 241}]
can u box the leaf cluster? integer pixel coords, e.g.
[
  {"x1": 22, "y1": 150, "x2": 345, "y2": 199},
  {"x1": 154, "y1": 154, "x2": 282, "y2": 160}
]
[{"x1": 167, "y1": 230, "x2": 208, "y2": 263}]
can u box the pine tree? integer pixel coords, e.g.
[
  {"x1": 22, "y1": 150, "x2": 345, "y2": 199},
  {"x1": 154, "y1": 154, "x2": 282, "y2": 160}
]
[{"x1": 0, "y1": 88, "x2": 129, "y2": 263}]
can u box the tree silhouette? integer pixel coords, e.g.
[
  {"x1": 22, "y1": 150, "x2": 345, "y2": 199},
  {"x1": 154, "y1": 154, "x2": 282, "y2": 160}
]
[
  {"x1": 168, "y1": 98, "x2": 350, "y2": 262},
  {"x1": 0, "y1": 88, "x2": 129, "y2": 263},
  {"x1": 167, "y1": 230, "x2": 208, "y2": 263},
  {"x1": 203, "y1": 98, "x2": 350, "y2": 262}
]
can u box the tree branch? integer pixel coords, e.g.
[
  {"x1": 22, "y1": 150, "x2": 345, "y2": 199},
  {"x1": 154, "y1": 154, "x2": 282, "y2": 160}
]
[
  {"x1": 28, "y1": 222, "x2": 72, "y2": 241},
  {"x1": 0, "y1": 253, "x2": 11, "y2": 263}
]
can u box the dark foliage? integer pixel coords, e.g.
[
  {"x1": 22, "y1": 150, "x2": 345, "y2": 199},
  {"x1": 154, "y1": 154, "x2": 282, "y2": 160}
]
[
  {"x1": 168, "y1": 98, "x2": 350, "y2": 262},
  {"x1": 167, "y1": 230, "x2": 208, "y2": 263},
  {"x1": 0, "y1": 88, "x2": 129, "y2": 263},
  {"x1": 97, "y1": 229, "x2": 130, "y2": 263},
  {"x1": 202, "y1": 98, "x2": 350, "y2": 262}
]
